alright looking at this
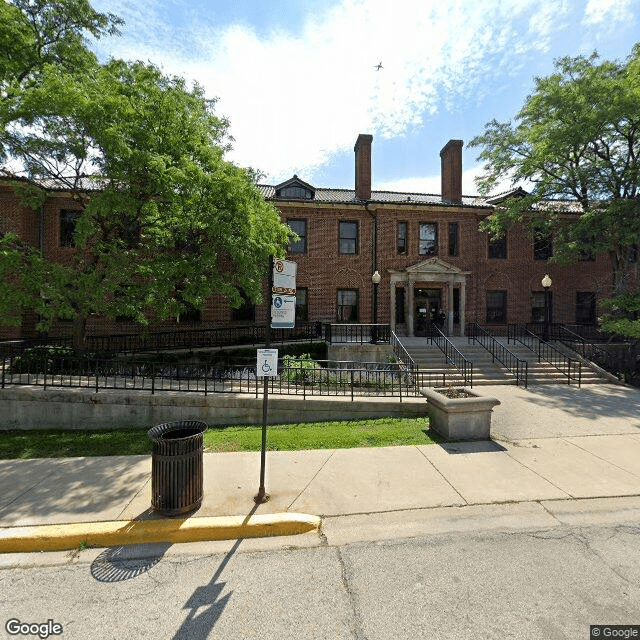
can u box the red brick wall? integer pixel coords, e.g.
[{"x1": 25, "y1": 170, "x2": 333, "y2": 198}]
[{"x1": 0, "y1": 185, "x2": 631, "y2": 340}]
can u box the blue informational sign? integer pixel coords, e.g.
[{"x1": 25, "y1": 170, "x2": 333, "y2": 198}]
[{"x1": 271, "y1": 294, "x2": 296, "y2": 329}]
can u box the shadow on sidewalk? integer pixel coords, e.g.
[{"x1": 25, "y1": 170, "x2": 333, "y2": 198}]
[
  {"x1": 172, "y1": 504, "x2": 260, "y2": 640},
  {"x1": 438, "y1": 441, "x2": 507, "y2": 454}
]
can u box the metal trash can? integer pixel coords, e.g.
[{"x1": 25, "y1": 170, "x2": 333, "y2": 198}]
[{"x1": 148, "y1": 420, "x2": 207, "y2": 516}]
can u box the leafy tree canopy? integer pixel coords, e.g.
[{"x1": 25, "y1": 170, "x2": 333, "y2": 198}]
[
  {"x1": 471, "y1": 45, "x2": 640, "y2": 298},
  {"x1": 0, "y1": 1, "x2": 291, "y2": 346}
]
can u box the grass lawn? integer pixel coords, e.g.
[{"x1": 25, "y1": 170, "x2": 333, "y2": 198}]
[{"x1": 0, "y1": 417, "x2": 436, "y2": 459}]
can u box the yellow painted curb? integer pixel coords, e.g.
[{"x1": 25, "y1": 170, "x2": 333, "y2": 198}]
[{"x1": 0, "y1": 513, "x2": 321, "y2": 554}]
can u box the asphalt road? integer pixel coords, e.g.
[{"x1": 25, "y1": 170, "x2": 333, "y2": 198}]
[{"x1": 2, "y1": 518, "x2": 640, "y2": 640}]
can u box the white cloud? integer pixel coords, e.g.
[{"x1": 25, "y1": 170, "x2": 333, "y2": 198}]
[
  {"x1": 377, "y1": 165, "x2": 529, "y2": 197},
  {"x1": 583, "y1": 0, "x2": 633, "y2": 26},
  {"x1": 90, "y1": 0, "x2": 595, "y2": 182}
]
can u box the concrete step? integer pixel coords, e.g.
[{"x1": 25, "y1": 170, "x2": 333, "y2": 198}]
[{"x1": 400, "y1": 337, "x2": 606, "y2": 386}]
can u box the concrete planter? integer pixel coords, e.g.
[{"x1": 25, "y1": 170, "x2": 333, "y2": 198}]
[{"x1": 422, "y1": 387, "x2": 500, "y2": 441}]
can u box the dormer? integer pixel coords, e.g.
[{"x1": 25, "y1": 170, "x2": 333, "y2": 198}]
[
  {"x1": 274, "y1": 175, "x2": 315, "y2": 200},
  {"x1": 485, "y1": 187, "x2": 529, "y2": 205}
]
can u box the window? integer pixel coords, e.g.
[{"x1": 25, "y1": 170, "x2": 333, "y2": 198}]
[
  {"x1": 419, "y1": 222, "x2": 438, "y2": 256},
  {"x1": 339, "y1": 221, "x2": 358, "y2": 254},
  {"x1": 486, "y1": 290, "x2": 507, "y2": 324},
  {"x1": 531, "y1": 291, "x2": 552, "y2": 323},
  {"x1": 397, "y1": 221, "x2": 407, "y2": 254},
  {"x1": 295, "y1": 287, "x2": 308, "y2": 322},
  {"x1": 287, "y1": 219, "x2": 307, "y2": 254},
  {"x1": 448, "y1": 222, "x2": 459, "y2": 257},
  {"x1": 578, "y1": 234, "x2": 595, "y2": 261},
  {"x1": 488, "y1": 234, "x2": 507, "y2": 259},
  {"x1": 59, "y1": 210, "x2": 80, "y2": 247},
  {"x1": 177, "y1": 305, "x2": 201, "y2": 324},
  {"x1": 231, "y1": 290, "x2": 255, "y2": 323},
  {"x1": 534, "y1": 231, "x2": 553, "y2": 260},
  {"x1": 576, "y1": 292, "x2": 596, "y2": 325},
  {"x1": 277, "y1": 185, "x2": 313, "y2": 199},
  {"x1": 337, "y1": 289, "x2": 359, "y2": 322}
]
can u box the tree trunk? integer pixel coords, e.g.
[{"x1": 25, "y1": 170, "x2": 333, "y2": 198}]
[
  {"x1": 72, "y1": 315, "x2": 87, "y2": 351},
  {"x1": 610, "y1": 250, "x2": 633, "y2": 296}
]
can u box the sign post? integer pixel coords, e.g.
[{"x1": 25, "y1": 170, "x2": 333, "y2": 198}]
[{"x1": 254, "y1": 257, "x2": 296, "y2": 504}]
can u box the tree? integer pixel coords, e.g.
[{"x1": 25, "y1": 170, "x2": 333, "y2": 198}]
[
  {"x1": 471, "y1": 45, "x2": 640, "y2": 322},
  {"x1": 1, "y1": 3, "x2": 291, "y2": 347},
  {"x1": 0, "y1": 0, "x2": 122, "y2": 165}
]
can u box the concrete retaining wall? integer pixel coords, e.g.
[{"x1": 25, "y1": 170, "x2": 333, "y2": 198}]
[
  {"x1": 0, "y1": 387, "x2": 428, "y2": 431},
  {"x1": 327, "y1": 344, "x2": 392, "y2": 363}
]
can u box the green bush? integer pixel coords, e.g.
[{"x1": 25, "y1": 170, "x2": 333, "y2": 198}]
[{"x1": 10, "y1": 345, "x2": 80, "y2": 374}]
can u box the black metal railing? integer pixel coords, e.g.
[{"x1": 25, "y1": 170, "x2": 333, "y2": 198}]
[
  {"x1": 83, "y1": 322, "x2": 323, "y2": 353},
  {"x1": 509, "y1": 325, "x2": 581, "y2": 386},
  {"x1": 323, "y1": 324, "x2": 391, "y2": 344},
  {"x1": 390, "y1": 331, "x2": 419, "y2": 393},
  {"x1": 467, "y1": 322, "x2": 528, "y2": 388},
  {"x1": 1, "y1": 353, "x2": 425, "y2": 400},
  {"x1": 0, "y1": 336, "x2": 73, "y2": 357},
  {"x1": 429, "y1": 325, "x2": 473, "y2": 387}
]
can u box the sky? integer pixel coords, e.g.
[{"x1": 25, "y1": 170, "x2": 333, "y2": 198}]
[{"x1": 90, "y1": 0, "x2": 640, "y2": 196}]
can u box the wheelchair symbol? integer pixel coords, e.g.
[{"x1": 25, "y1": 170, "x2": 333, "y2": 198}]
[
  {"x1": 262, "y1": 360, "x2": 272, "y2": 373},
  {"x1": 273, "y1": 296, "x2": 283, "y2": 309}
]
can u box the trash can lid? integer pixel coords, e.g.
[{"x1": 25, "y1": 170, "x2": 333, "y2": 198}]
[{"x1": 148, "y1": 420, "x2": 208, "y2": 442}]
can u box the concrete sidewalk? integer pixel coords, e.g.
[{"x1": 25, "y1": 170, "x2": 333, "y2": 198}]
[{"x1": 1, "y1": 383, "x2": 640, "y2": 552}]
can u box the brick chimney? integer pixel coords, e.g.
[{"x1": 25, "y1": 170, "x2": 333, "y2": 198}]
[
  {"x1": 440, "y1": 139, "x2": 463, "y2": 203},
  {"x1": 354, "y1": 133, "x2": 373, "y2": 200}
]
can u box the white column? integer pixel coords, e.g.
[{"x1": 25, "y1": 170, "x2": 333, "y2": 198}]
[
  {"x1": 407, "y1": 279, "x2": 414, "y2": 337},
  {"x1": 390, "y1": 279, "x2": 397, "y2": 333},
  {"x1": 460, "y1": 280, "x2": 466, "y2": 336},
  {"x1": 447, "y1": 281, "x2": 454, "y2": 335}
]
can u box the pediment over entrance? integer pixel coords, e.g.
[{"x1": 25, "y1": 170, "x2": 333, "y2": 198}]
[{"x1": 403, "y1": 257, "x2": 467, "y2": 275}]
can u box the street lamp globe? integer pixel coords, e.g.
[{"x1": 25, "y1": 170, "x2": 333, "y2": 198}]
[
  {"x1": 541, "y1": 274, "x2": 552, "y2": 289},
  {"x1": 372, "y1": 270, "x2": 381, "y2": 284}
]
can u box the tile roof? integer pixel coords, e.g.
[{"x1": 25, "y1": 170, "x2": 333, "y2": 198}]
[
  {"x1": 1, "y1": 171, "x2": 584, "y2": 213},
  {"x1": 257, "y1": 185, "x2": 491, "y2": 208},
  {"x1": 0, "y1": 171, "x2": 104, "y2": 192}
]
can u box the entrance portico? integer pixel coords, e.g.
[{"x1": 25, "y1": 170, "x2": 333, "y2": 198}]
[{"x1": 389, "y1": 258, "x2": 470, "y2": 337}]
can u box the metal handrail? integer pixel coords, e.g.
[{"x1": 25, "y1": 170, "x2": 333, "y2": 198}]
[
  {"x1": 511, "y1": 326, "x2": 581, "y2": 386},
  {"x1": 82, "y1": 322, "x2": 323, "y2": 353},
  {"x1": 2, "y1": 353, "x2": 420, "y2": 398},
  {"x1": 468, "y1": 323, "x2": 528, "y2": 388},
  {"x1": 323, "y1": 323, "x2": 391, "y2": 344},
  {"x1": 556, "y1": 325, "x2": 587, "y2": 358},
  {"x1": 390, "y1": 331, "x2": 416, "y2": 369},
  {"x1": 429, "y1": 325, "x2": 473, "y2": 387},
  {"x1": 390, "y1": 331, "x2": 419, "y2": 395}
]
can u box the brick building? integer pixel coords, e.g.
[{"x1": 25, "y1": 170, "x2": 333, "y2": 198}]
[
  {"x1": 256, "y1": 134, "x2": 616, "y2": 337},
  {"x1": 0, "y1": 135, "x2": 622, "y2": 341}
]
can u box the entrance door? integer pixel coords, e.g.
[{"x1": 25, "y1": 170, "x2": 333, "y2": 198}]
[{"x1": 414, "y1": 288, "x2": 441, "y2": 336}]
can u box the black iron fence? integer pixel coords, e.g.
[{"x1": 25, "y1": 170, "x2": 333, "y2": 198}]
[
  {"x1": 429, "y1": 325, "x2": 473, "y2": 387},
  {"x1": 1, "y1": 353, "x2": 430, "y2": 400},
  {"x1": 323, "y1": 324, "x2": 391, "y2": 344},
  {"x1": 0, "y1": 336, "x2": 73, "y2": 357},
  {"x1": 468, "y1": 323, "x2": 528, "y2": 387},
  {"x1": 82, "y1": 322, "x2": 323, "y2": 353},
  {"x1": 509, "y1": 325, "x2": 581, "y2": 385}
]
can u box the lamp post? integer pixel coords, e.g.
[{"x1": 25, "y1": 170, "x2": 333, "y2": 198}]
[
  {"x1": 542, "y1": 274, "x2": 552, "y2": 341},
  {"x1": 371, "y1": 270, "x2": 381, "y2": 343}
]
